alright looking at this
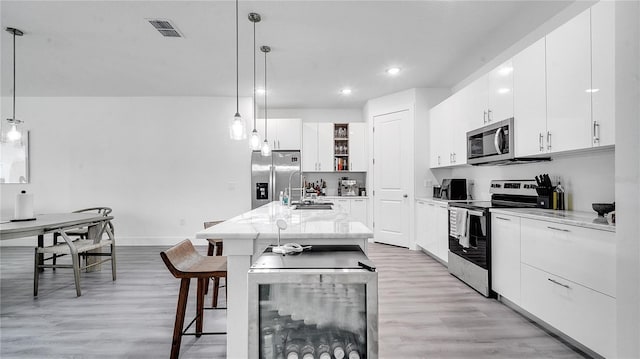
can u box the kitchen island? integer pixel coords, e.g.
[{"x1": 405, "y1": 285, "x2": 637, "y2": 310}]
[{"x1": 195, "y1": 201, "x2": 373, "y2": 359}]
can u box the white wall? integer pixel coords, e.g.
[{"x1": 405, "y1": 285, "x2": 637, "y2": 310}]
[
  {"x1": 0, "y1": 96, "x2": 253, "y2": 246},
  {"x1": 614, "y1": 1, "x2": 640, "y2": 357},
  {"x1": 266, "y1": 108, "x2": 363, "y2": 123},
  {"x1": 446, "y1": 149, "x2": 615, "y2": 212}
]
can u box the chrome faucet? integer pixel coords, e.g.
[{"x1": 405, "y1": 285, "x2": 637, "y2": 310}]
[{"x1": 288, "y1": 170, "x2": 302, "y2": 206}]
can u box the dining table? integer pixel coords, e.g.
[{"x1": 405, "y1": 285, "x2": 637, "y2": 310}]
[{"x1": 0, "y1": 213, "x2": 115, "y2": 271}]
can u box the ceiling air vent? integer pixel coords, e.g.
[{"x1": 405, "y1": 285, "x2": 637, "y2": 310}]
[{"x1": 147, "y1": 19, "x2": 183, "y2": 38}]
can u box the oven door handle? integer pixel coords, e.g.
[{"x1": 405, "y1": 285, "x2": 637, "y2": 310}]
[
  {"x1": 467, "y1": 209, "x2": 485, "y2": 217},
  {"x1": 494, "y1": 127, "x2": 504, "y2": 155}
]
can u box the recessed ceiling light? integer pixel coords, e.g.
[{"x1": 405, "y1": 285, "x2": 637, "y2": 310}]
[
  {"x1": 340, "y1": 88, "x2": 352, "y2": 95},
  {"x1": 386, "y1": 67, "x2": 401, "y2": 75}
]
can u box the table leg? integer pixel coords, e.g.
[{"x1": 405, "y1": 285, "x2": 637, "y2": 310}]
[{"x1": 38, "y1": 234, "x2": 44, "y2": 272}]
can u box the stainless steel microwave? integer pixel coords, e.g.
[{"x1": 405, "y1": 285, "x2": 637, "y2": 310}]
[{"x1": 467, "y1": 118, "x2": 514, "y2": 165}]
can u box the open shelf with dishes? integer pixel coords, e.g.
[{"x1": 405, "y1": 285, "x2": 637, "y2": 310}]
[{"x1": 334, "y1": 123, "x2": 350, "y2": 171}]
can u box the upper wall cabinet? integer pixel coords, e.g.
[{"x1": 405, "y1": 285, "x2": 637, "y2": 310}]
[
  {"x1": 302, "y1": 122, "x2": 334, "y2": 172},
  {"x1": 514, "y1": 38, "x2": 547, "y2": 157},
  {"x1": 591, "y1": 1, "x2": 615, "y2": 147},
  {"x1": 430, "y1": 94, "x2": 468, "y2": 168},
  {"x1": 349, "y1": 122, "x2": 367, "y2": 172},
  {"x1": 545, "y1": 9, "x2": 592, "y2": 153},
  {"x1": 464, "y1": 60, "x2": 514, "y2": 130},
  {"x1": 256, "y1": 118, "x2": 302, "y2": 151}
]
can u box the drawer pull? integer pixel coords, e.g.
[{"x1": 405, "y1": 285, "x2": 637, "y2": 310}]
[
  {"x1": 548, "y1": 278, "x2": 570, "y2": 289},
  {"x1": 547, "y1": 226, "x2": 569, "y2": 232},
  {"x1": 495, "y1": 216, "x2": 511, "y2": 221}
]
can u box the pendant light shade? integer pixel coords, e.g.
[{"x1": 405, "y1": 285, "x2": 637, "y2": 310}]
[
  {"x1": 260, "y1": 45, "x2": 271, "y2": 156},
  {"x1": 249, "y1": 12, "x2": 262, "y2": 150},
  {"x1": 229, "y1": 0, "x2": 246, "y2": 140},
  {"x1": 4, "y1": 27, "x2": 24, "y2": 143}
]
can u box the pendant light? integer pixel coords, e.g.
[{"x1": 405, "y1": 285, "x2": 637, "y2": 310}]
[
  {"x1": 260, "y1": 45, "x2": 272, "y2": 157},
  {"x1": 248, "y1": 13, "x2": 262, "y2": 150},
  {"x1": 229, "y1": 0, "x2": 246, "y2": 140},
  {"x1": 4, "y1": 27, "x2": 24, "y2": 143}
]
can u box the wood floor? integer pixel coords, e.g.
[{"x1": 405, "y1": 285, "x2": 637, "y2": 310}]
[{"x1": 0, "y1": 242, "x2": 588, "y2": 359}]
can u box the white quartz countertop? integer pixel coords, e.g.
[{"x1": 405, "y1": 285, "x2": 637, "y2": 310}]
[
  {"x1": 195, "y1": 202, "x2": 373, "y2": 241},
  {"x1": 490, "y1": 207, "x2": 616, "y2": 232},
  {"x1": 415, "y1": 197, "x2": 470, "y2": 204}
]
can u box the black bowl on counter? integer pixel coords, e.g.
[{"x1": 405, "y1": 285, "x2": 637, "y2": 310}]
[{"x1": 592, "y1": 202, "x2": 615, "y2": 217}]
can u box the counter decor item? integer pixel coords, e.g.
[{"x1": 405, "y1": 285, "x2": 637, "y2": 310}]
[
  {"x1": 592, "y1": 202, "x2": 615, "y2": 217},
  {"x1": 12, "y1": 190, "x2": 35, "y2": 221},
  {"x1": 535, "y1": 174, "x2": 564, "y2": 210}
]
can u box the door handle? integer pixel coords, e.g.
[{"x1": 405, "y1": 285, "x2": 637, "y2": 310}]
[
  {"x1": 494, "y1": 127, "x2": 503, "y2": 155},
  {"x1": 548, "y1": 278, "x2": 570, "y2": 289},
  {"x1": 403, "y1": 194, "x2": 408, "y2": 198},
  {"x1": 539, "y1": 133, "x2": 544, "y2": 152},
  {"x1": 547, "y1": 131, "x2": 551, "y2": 150}
]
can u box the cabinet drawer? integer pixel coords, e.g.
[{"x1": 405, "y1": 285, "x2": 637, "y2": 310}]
[
  {"x1": 520, "y1": 218, "x2": 615, "y2": 297},
  {"x1": 521, "y1": 264, "x2": 615, "y2": 358}
]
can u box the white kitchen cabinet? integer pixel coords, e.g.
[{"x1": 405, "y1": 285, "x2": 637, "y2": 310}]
[
  {"x1": 256, "y1": 118, "x2": 302, "y2": 151},
  {"x1": 520, "y1": 218, "x2": 616, "y2": 297},
  {"x1": 591, "y1": 1, "x2": 615, "y2": 147},
  {"x1": 415, "y1": 200, "x2": 430, "y2": 249},
  {"x1": 490, "y1": 213, "x2": 521, "y2": 305},
  {"x1": 350, "y1": 198, "x2": 368, "y2": 225},
  {"x1": 429, "y1": 101, "x2": 449, "y2": 168},
  {"x1": 433, "y1": 203, "x2": 449, "y2": 262},
  {"x1": 464, "y1": 60, "x2": 513, "y2": 130},
  {"x1": 302, "y1": 122, "x2": 333, "y2": 172},
  {"x1": 348, "y1": 122, "x2": 367, "y2": 172},
  {"x1": 521, "y1": 263, "x2": 615, "y2": 358},
  {"x1": 414, "y1": 200, "x2": 448, "y2": 263},
  {"x1": 514, "y1": 38, "x2": 547, "y2": 157},
  {"x1": 333, "y1": 198, "x2": 351, "y2": 213},
  {"x1": 546, "y1": 9, "x2": 592, "y2": 153},
  {"x1": 429, "y1": 94, "x2": 467, "y2": 168},
  {"x1": 487, "y1": 60, "x2": 514, "y2": 124}
]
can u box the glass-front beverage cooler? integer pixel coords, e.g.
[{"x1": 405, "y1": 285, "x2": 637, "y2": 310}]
[{"x1": 248, "y1": 245, "x2": 378, "y2": 359}]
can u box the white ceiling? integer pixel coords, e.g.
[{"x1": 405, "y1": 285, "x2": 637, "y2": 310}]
[{"x1": 1, "y1": 0, "x2": 572, "y2": 108}]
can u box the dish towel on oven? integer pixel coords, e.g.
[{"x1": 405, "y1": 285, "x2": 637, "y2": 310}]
[{"x1": 449, "y1": 208, "x2": 470, "y2": 248}]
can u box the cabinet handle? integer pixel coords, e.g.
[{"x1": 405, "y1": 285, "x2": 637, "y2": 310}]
[
  {"x1": 278, "y1": 140, "x2": 281, "y2": 149},
  {"x1": 452, "y1": 153, "x2": 456, "y2": 163},
  {"x1": 355, "y1": 199, "x2": 364, "y2": 202},
  {"x1": 487, "y1": 109, "x2": 492, "y2": 122},
  {"x1": 548, "y1": 278, "x2": 570, "y2": 289},
  {"x1": 438, "y1": 155, "x2": 441, "y2": 165},
  {"x1": 483, "y1": 111, "x2": 487, "y2": 124},
  {"x1": 593, "y1": 121, "x2": 600, "y2": 144},
  {"x1": 547, "y1": 131, "x2": 552, "y2": 150},
  {"x1": 539, "y1": 133, "x2": 544, "y2": 152},
  {"x1": 547, "y1": 226, "x2": 569, "y2": 232},
  {"x1": 449, "y1": 153, "x2": 453, "y2": 163},
  {"x1": 495, "y1": 216, "x2": 511, "y2": 221}
]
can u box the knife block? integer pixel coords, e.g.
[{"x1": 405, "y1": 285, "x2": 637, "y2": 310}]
[{"x1": 536, "y1": 187, "x2": 555, "y2": 209}]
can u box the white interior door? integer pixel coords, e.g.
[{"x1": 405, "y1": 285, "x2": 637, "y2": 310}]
[{"x1": 373, "y1": 110, "x2": 411, "y2": 247}]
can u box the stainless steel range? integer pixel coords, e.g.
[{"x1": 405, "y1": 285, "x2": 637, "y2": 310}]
[{"x1": 447, "y1": 179, "x2": 538, "y2": 297}]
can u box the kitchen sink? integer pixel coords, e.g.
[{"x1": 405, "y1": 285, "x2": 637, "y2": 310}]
[{"x1": 293, "y1": 203, "x2": 333, "y2": 210}]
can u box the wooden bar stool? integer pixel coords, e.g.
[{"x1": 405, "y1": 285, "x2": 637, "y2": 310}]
[
  {"x1": 160, "y1": 239, "x2": 227, "y2": 359},
  {"x1": 203, "y1": 221, "x2": 225, "y2": 307}
]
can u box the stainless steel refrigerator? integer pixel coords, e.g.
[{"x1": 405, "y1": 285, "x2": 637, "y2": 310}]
[{"x1": 251, "y1": 150, "x2": 301, "y2": 209}]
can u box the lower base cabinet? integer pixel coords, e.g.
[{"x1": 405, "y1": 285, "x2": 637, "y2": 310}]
[
  {"x1": 521, "y1": 263, "x2": 615, "y2": 358},
  {"x1": 330, "y1": 197, "x2": 368, "y2": 227},
  {"x1": 415, "y1": 200, "x2": 448, "y2": 263}
]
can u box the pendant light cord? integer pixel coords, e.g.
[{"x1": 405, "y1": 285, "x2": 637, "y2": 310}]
[
  {"x1": 252, "y1": 19, "x2": 256, "y2": 130},
  {"x1": 235, "y1": 0, "x2": 239, "y2": 114},
  {"x1": 264, "y1": 49, "x2": 268, "y2": 140},
  {"x1": 12, "y1": 29, "x2": 16, "y2": 121}
]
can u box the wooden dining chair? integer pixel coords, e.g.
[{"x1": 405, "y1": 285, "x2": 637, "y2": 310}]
[
  {"x1": 203, "y1": 220, "x2": 225, "y2": 307},
  {"x1": 52, "y1": 207, "x2": 113, "y2": 268},
  {"x1": 35, "y1": 218, "x2": 116, "y2": 297}
]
